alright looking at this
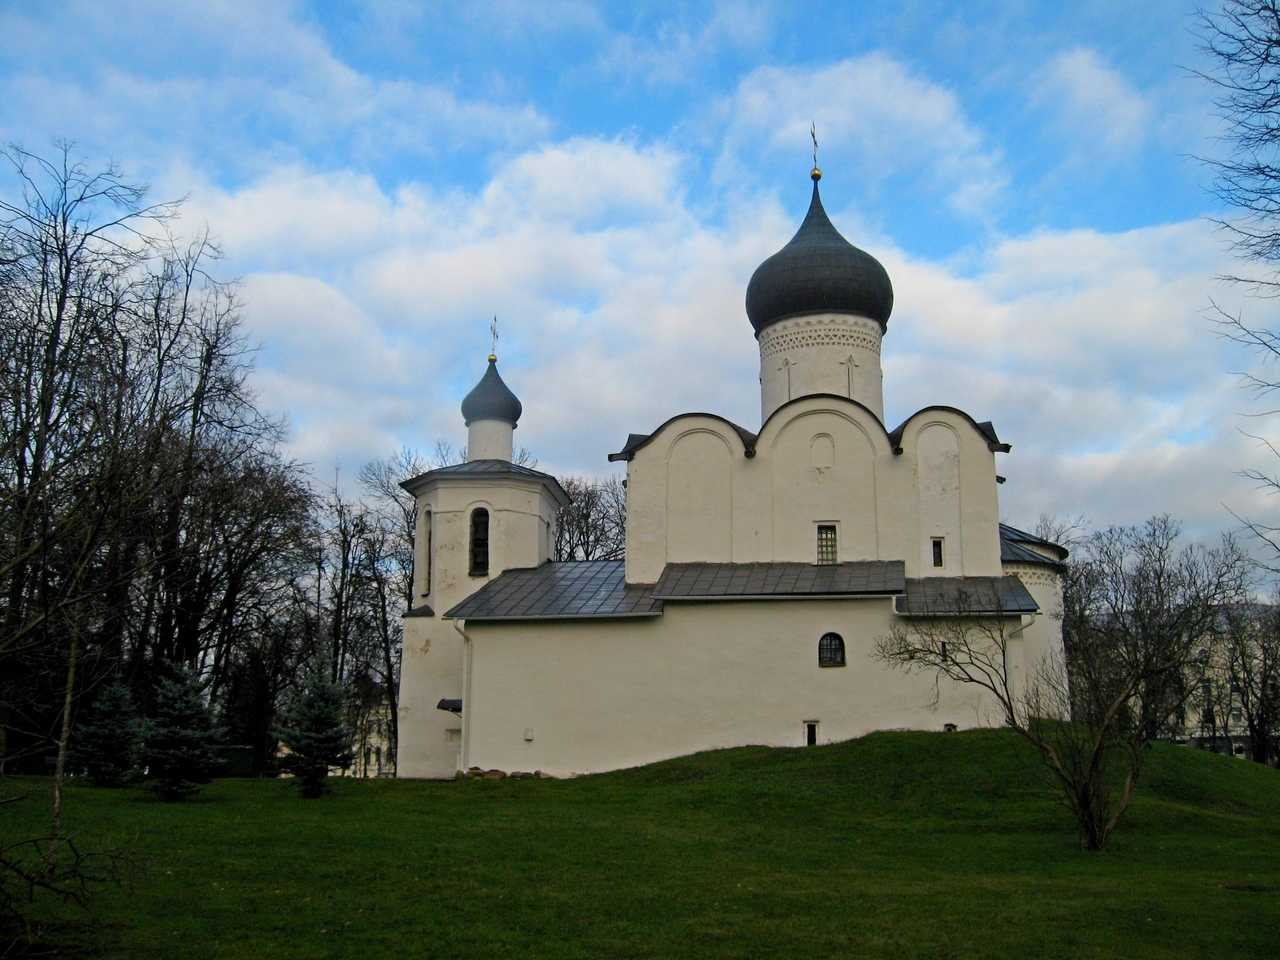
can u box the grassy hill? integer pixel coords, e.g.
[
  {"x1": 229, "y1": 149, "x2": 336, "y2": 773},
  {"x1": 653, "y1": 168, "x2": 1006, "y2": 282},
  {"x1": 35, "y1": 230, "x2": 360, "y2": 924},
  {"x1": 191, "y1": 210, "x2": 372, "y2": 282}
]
[{"x1": 5, "y1": 730, "x2": 1279, "y2": 958}]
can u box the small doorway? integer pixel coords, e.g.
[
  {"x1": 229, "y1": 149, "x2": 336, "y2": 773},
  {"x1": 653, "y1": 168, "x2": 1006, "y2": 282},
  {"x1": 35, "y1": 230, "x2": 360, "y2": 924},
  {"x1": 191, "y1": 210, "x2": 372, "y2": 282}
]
[{"x1": 804, "y1": 721, "x2": 818, "y2": 746}]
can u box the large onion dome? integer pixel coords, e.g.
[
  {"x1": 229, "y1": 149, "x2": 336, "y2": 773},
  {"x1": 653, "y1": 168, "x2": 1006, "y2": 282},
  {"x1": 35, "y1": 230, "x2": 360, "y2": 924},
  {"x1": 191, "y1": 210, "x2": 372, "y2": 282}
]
[
  {"x1": 461, "y1": 356, "x2": 523, "y2": 426},
  {"x1": 745, "y1": 172, "x2": 894, "y2": 335}
]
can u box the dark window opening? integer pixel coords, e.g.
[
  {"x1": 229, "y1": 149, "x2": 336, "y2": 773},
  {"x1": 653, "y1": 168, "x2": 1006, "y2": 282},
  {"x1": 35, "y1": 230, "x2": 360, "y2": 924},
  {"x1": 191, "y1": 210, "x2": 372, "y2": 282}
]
[
  {"x1": 931, "y1": 537, "x2": 944, "y2": 568},
  {"x1": 817, "y1": 525, "x2": 837, "y2": 565},
  {"x1": 818, "y1": 632, "x2": 846, "y2": 668},
  {"x1": 423, "y1": 510, "x2": 433, "y2": 596},
  {"x1": 470, "y1": 508, "x2": 490, "y2": 576},
  {"x1": 805, "y1": 721, "x2": 818, "y2": 746}
]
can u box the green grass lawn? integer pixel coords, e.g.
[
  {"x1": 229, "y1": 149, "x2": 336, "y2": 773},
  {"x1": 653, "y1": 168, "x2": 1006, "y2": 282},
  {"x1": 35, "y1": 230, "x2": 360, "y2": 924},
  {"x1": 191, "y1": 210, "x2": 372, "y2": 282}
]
[{"x1": 5, "y1": 730, "x2": 1280, "y2": 958}]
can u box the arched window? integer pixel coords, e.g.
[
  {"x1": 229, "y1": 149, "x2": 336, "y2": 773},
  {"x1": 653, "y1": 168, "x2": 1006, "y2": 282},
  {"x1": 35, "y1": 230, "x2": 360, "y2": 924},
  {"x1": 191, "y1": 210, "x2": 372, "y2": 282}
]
[
  {"x1": 818, "y1": 632, "x2": 845, "y2": 668},
  {"x1": 469, "y1": 508, "x2": 490, "y2": 576},
  {"x1": 423, "y1": 510, "x2": 433, "y2": 595}
]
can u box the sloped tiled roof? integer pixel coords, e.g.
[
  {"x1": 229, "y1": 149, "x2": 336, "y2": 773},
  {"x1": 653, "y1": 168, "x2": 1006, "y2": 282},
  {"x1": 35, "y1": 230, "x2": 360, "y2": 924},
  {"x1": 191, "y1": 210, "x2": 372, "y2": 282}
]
[
  {"x1": 400, "y1": 459, "x2": 570, "y2": 504},
  {"x1": 895, "y1": 576, "x2": 1038, "y2": 616},
  {"x1": 652, "y1": 561, "x2": 905, "y2": 599},
  {"x1": 999, "y1": 523, "x2": 1069, "y2": 567},
  {"x1": 444, "y1": 560, "x2": 663, "y2": 621},
  {"x1": 446, "y1": 561, "x2": 1039, "y2": 622}
]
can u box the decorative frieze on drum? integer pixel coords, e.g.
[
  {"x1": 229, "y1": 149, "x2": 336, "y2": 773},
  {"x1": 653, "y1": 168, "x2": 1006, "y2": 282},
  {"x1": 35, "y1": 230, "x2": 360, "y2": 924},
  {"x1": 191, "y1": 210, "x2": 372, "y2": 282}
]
[{"x1": 758, "y1": 315, "x2": 882, "y2": 360}]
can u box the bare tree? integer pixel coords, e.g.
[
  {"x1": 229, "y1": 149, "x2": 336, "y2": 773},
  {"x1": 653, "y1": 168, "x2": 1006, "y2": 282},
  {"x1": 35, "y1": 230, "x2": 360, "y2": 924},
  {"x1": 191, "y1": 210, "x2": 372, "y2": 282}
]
[
  {"x1": 1195, "y1": 4, "x2": 1280, "y2": 572},
  {"x1": 0, "y1": 142, "x2": 317, "y2": 935},
  {"x1": 1196, "y1": 1, "x2": 1280, "y2": 285},
  {"x1": 1218, "y1": 600, "x2": 1280, "y2": 762},
  {"x1": 429, "y1": 438, "x2": 536, "y2": 469},
  {"x1": 876, "y1": 516, "x2": 1248, "y2": 850},
  {"x1": 554, "y1": 475, "x2": 627, "y2": 561}
]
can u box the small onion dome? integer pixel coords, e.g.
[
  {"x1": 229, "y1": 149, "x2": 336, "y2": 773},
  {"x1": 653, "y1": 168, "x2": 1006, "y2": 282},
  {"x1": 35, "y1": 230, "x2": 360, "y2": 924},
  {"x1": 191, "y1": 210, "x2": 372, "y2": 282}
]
[
  {"x1": 461, "y1": 356, "x2": 523, "y2": 426},
  {"x1": 745, "y1": 175, "x2": 894, "y2": 335}
]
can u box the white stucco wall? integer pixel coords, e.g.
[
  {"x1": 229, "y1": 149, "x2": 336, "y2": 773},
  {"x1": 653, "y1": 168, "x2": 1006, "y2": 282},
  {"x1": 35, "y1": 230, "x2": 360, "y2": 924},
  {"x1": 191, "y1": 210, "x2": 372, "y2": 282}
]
[
  {"x1": 623, "y1": 396, "x2": 1003, "y2": 584},
  {"x1": 460, "y1": 599, "x2": 1024, "y2": 777},
  {"x1": 758, "y1": 313, "x2": 884, "y2": 421},
  {"x1": 1001, "y1": 562, "x2": 1064, "y2": 703},
  {"x1": 466, "y1": 418, "x2": 514, "y2": 461},
  {"x1": 398, "y1": 475, "x2": 562, "y2": 779}
]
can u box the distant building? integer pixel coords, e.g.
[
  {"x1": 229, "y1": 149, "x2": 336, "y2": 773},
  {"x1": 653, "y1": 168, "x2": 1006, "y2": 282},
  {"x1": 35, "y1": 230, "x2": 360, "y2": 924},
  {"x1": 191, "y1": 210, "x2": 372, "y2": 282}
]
[{"x1": 396, "y1": 166, "x2": 1068, "y2": 778}]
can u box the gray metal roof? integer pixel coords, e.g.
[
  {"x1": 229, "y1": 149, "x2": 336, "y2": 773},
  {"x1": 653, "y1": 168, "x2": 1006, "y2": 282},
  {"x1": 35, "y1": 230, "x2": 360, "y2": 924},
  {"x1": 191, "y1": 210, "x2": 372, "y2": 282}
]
[
  {"x1": 444, "y1": 560, "x2": 663, "y2": 621},
  {"x1": 999, "y1": 523, "x2": 1069, "y2": 563},
  {"x1": 609, "y1": 415, "x2": 758, "y2": 462},
  {"x1": 652, "y1": 561, "x2": 905, "y2": 599},
  {"x1": 745, "y1": 177, "x2": 894, "y2": 335},
  {"x1": 400, "y1": 459, "x2": 570, "y2": 504},
  {"x1": 1000, "y1": 537, "x2": 1062, "y2": 568},
  {"x1": 895, "y1": 576, "x2": 1038, "y2": 616},
  {"x1": 460, "y1": 357, "x2": 522, "y2": 426},
  {"x1": 445, "y1": 560, "x2": 1036, "y2": 623}
]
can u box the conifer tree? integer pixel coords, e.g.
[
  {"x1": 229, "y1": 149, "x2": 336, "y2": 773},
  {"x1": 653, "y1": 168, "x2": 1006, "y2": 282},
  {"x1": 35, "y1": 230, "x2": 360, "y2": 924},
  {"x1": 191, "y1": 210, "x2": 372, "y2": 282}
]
[
  {"x1": 69, "y1": 680, "x2": 145, "y2": 787},
  {"x1": 146, "y1": 667, "x2": 223, "y2": 801},
  {"x1": 276, "y1": 671, "x2": 353, "y2": 798}
]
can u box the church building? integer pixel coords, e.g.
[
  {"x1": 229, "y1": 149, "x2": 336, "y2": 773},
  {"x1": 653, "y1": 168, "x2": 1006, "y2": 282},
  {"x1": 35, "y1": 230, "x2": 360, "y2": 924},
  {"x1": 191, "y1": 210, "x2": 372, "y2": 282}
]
[{"x1": 396, "y1": 165, "x2": 1068, "y2": 779}]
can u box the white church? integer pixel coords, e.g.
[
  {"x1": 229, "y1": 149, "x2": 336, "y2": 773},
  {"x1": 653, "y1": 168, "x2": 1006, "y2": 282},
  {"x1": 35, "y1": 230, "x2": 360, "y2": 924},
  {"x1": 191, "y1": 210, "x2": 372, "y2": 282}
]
[{"x1": 396, "y1": 166, "x2": 1068, "y2": 779}]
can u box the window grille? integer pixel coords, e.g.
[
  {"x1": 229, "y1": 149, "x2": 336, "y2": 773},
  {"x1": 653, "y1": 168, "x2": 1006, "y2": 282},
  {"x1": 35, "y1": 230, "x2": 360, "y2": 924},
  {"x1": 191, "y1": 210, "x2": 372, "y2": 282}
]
[
  {"x1": 931, "y1": 537, "x2": 944, "y2": 568},
  {"x1": 470, "y1": 508, "x2": 490, "y2": 576},
  {"x1": 816, "y1": 525, "x2": 837, "y2": 564},
  {"x1": 818, "y1": 632, "x2": 846, "y2": 668}
]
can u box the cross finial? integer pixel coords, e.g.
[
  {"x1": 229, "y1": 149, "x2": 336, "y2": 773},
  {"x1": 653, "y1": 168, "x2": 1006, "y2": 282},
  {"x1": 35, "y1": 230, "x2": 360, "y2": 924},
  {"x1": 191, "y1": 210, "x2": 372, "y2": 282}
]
[
  {"x1": 810, "y1": 122, "x2": 822, "y2": 182},
  {"x1": 489, "y1": 315, "x2": 498, "y2": 362}
]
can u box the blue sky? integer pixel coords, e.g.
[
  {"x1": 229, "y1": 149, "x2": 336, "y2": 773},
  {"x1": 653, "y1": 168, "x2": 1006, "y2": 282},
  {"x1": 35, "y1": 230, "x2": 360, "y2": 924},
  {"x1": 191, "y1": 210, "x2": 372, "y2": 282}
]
[{"x1": 2, "y1": 0, "x2": 1276, "y2": 537}]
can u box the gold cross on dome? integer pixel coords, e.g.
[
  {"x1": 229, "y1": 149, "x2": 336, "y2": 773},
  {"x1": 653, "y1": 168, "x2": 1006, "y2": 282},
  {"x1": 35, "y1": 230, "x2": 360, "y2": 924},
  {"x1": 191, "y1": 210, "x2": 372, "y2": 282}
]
[{"x1": 489, "y1": 316, "x2": 498, "y2": 360}]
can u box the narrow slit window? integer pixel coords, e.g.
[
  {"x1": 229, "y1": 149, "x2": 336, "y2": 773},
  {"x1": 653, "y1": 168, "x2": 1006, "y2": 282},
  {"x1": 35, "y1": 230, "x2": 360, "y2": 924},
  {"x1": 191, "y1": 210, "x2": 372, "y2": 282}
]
[
  {"x1": 817, "y1": 524, "x2": 838, "y2": 565},
  {"x1": 931, "y1": 537, "x2": 945, "y2": 568},
  {"x1": 818, "y1": 632, "x2": 845, "y2": 668},
  {"x1": 470, "y1": 508, "x2": 490, "y2": 576},
  {"x1": 423, "y1": 510, "x2": 433, "y2": 595}
]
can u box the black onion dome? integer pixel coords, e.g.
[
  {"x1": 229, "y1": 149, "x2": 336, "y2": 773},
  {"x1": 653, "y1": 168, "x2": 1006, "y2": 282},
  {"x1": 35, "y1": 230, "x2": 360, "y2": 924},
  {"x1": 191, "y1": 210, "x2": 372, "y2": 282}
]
[
  {"x1": 745, "y1": 179, "x2": 894, "y2": 335},
  {"x1": 461, "y1": 358, "x2": 523, "y2": 426}
]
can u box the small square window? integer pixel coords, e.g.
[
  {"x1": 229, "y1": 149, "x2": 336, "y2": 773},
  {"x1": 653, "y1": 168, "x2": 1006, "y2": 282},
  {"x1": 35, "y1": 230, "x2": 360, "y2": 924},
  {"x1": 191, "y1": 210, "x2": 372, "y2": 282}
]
[
  {"x1": 931, "y1": 537, "x2": 944, "y2": 568},
  {"x1": 817, "y1": 525, "x2": 837, "y2": 565}
]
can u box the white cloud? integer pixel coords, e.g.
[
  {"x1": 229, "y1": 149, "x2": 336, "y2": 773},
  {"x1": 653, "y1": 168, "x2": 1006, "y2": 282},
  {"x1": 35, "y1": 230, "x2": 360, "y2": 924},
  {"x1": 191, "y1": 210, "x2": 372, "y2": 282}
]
[
  {"x1": 1034, "y1": 48, "x2": 1151, "y2": 154},
  {"x1": 168, "y1": 137, "x2": 1276, "y2": 542},
  {"x1": 0, "y1": 1, "x2": 551, "y2": 179},
  {"x1": 715, "y1": 55, "x2": 1008, "y2": 218}
]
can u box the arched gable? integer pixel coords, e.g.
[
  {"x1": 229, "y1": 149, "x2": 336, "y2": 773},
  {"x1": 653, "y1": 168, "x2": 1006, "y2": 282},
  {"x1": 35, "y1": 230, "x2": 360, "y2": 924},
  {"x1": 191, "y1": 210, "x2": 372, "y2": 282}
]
[
  {"x1": 893, "y1": 409, "x2": 1003, "y2": 577},
  {"x1": 762, "y1": 404, "x2": 882, "y2": 561},
  {"x1": 888, "y1": 406, "x2": 1010, "y2": 454},
  {"x1": 756, "y1": 393, "x2": 895, "y2": 456}
]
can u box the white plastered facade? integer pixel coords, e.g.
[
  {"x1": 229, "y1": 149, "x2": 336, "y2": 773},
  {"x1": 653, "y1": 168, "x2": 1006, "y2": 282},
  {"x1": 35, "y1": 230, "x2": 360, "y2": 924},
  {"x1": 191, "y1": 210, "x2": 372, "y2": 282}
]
[
  {"x1": 396, "y1": 190, "x2": 1066, "y2": 779},
  {"x1": 397, "y1": 369, "x2": 1064, "y2": 779},
  {"x1": 398, "y1": 474, "x2": 563, "y2": 778}
]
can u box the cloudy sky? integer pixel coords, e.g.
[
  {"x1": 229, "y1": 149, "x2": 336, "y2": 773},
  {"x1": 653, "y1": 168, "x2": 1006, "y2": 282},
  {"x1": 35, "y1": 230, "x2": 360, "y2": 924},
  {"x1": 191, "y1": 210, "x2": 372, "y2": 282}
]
[{"x1": 2, "y1": 0, "x2": 1277, "y2": 538}]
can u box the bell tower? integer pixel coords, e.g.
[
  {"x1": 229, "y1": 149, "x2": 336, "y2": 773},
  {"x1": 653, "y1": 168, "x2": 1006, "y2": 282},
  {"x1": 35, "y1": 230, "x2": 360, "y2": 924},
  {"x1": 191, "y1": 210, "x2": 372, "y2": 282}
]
[{"x1": 396, "y1": 351, "x2": 569, "y2": 779}]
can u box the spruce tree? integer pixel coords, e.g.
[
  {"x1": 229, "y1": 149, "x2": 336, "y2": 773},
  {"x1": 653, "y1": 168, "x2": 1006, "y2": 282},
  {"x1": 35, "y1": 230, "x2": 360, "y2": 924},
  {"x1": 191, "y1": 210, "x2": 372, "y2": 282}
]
[
  {"x1": 69, "y1": 680, "x2": 144, "y2": 786},
  {"x1": 146, "y1": 666, "x2": 223, "y2": 801},
  {"x1": 276, "y1": 672, "x2": 353, "y2": 798}
]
